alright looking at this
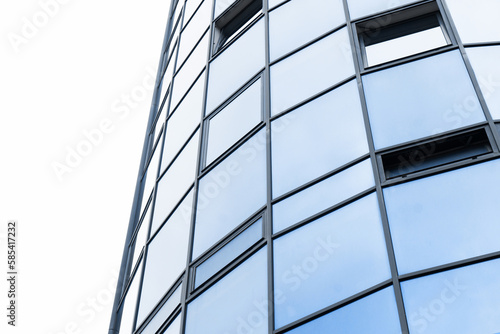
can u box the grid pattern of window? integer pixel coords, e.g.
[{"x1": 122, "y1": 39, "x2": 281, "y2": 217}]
[{"x1": 110, "y1": 1, "x2": 500, "y2": 333}]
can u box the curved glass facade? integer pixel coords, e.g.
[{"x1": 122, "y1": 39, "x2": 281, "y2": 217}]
[{"x1": 110, "y1": 1, "x2": 500, "y2": 333}]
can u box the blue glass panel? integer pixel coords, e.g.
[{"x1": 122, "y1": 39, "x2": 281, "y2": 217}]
[
  {"x1": 384, "y1": 159, "x2": 500, "y2": 275},
  {"x1": 160, "y1": 313, "x2": 181, "y2": 334},
  {"x1": 269, "y1": 0, "x2": 345, "y2": 61},
  {"x1": 137, "y1": 191, "x2": 193, "y2": 324},
  {"x1": 274, "y1": 194, "x2": 391, "y2": 328},
  {"x1": 270, "y1": 28, "x2": 355, "y2": 116},
  {"x1": 286, "y1": 287, "x2": 401, "y2": 334},
  {"x1": 141, "y1": 284, "x2": 182, "y2": 334},
  {"x1": 402, "y1": 259, "x2": 500, "y2": 334},
  {"x1": 206, "y1": 19, "x2": 265, "y2": 113},
  {"x1": 466, "y1": 46, "x2": 500, "y2": 120},
  {"x1": 273, "y1": 159, "x2": 374, "y2": 233},
  {"x1": 347, "y1": 0, "x2": 420, "y2": 20},
  {"x1": 215, "y1": 0, "x2": 238, "y2": 18},
  {"x1": 363, "y1": 51, "x2": 485, "y2": 149},
  {"x1": 177, "y1": 0, "x2": 210, "y2": 67},
  {"x1": 193, "y1": 129, "x2": 267, "y2": 259},
  {"x1": 185, "y1": 248, "x2": 268, "y2": 334},
  {"x1": 195, "y1": 218, "x2": 263, "y2": 288},
  {"x1": 271, "y1": 80, "x2": 369, "y2": 198},
  {"x1": 120, "y1": 258, "x2": 143, "y2": 334}
]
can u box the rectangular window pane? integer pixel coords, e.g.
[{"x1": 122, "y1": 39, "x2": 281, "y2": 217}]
[
  {"x1": 177, "y1": 0, "x2": 210, "y2": 67},
  {"x1": 347, "y1": 0, "x2": 420, "y2": 20},
  {"x1": 141, "y1": 284, "x2": 182, "y2": 334}
]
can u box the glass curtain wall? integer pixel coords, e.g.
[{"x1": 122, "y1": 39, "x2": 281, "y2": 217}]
[{"x1": 110, "y1": 0, "x2": 500, "y2": 333}]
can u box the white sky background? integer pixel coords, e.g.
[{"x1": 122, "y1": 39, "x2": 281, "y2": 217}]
[{"x1": 0, "y1": 0, "x2": 170, "y2": 333}]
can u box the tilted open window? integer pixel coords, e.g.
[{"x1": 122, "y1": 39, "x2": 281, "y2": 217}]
[
  {"x1": 212, "y1": 0, "x2": 262, "y2": 54},
  {"x1": 356, "y1": 2, "x2": 451, "y2": 67}
]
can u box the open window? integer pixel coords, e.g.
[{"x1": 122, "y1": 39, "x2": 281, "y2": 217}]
[
  {"x1": 356, "y1": 2, "x2": 451, "y2": 67},
  {"x1": 212, "y1": 0, "x2": 262, "y2": 54}
]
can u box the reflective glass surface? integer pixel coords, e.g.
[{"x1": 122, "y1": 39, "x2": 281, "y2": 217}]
[
  {"x1": 444, "y1": 0, "x2": 500, "y2": 44},
  {"x1": 184, "y1": 0, "x2": 203, "y2": 25},
  {"x1": 272, "y1": 80, "x2": 369, "y2": 198},
  {"x1": 269, "y1": 0, "x2": 345, "y2": 61},
  {"x1": 152, "y1": 131, "x2": 199, "y2": 231},
  {"x1": 402, "y1": 259, "x2": 500, "y2": 334},
  {"x1": 347, "y1": 0, "x2": 421, "y2": 20},
  {"x1": 185, "y1": 248, "x2": 268, "y2": 334},
  {"x1": 273, "y1": 159, "x2": 374, "y2": 233},
  {"x1": 268, "y1": 0, "x2": 287, "y2": 10},
  {"x1": 162, "y1": 73, "x2": 204, "y2": 171},
  {"x1": 270, "y1": 28, "x2": 355, "y2": 116},
  {"x1": 384, "y1": 159, "x2": 500, "y2": 275},
  {"x1": 119, "y1": 259, "x2": 143, "y2": 334},
  {"x1": 171, "y1": 32, "x2": 208, "y2": 109},
  {"x1": 363, "y1": 51, "x2": 485, "y2": 149},
  {"x1": 132, "y1": 203, "x2": 152, "y2": 268},
  {"x1": 143, "y1": 135, "x2": 162, "y2": 198},
  {"x1": 286, "y1": 287, "x2": 401, "y2": 334},
  {"x1": 274, "y1": 194, "x2": 392, "y2": 327},
  {"x1": 177, "y1": 0, "x2": 210, "y2": 67},
  {"x1": 193, "y1": 129, "x2": 267, "y2": 259},
  {"x1": 214, "y1": 0, "x2": 238, "y2": 18},
  {"x1": 206, "y1": 19, "x2": 265, "y2": 113},
  {"x1": 137, "y1": 191, "x2": 193, "y2": 324},
  {"x1": 160, "y1": 313, "x2": 181, "y2": 334},
  {"x1": 466, "y1": 46, "x2": 500, "y2": 120},
  {"x1": 141, "y1": 284, "x2": 182, "y2": 334},
  {"x1": 206, "y1": 78, "x2": 262, "y2": 165},
  {"x1": 195, "y1": 218, "x2": 263, "y2": 288},
  {"x1": 160, "y1": 43, "x2": 177, "y2": 105}
]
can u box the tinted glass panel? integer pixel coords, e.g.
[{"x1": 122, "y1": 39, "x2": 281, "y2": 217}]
[
  {"x1": 444, "y1": 0, "x2": 500, "y2": 44},
  {"x1": 466, "y1": 46, "x2": 500, "y2": 120},
  {"x1": 193, "y1": 129, "x2": 267, "y2": 259},
  {"x1": 162, "y1": 74, "x2": 204, "y2": 171},
  {"x1": 152, "y1": 131, "x2": 199, "y2": 231},
  {"x1": 137, "y1": 191, "x2": 193, "y2": 324},
  {"x1": 141, "y1": 284, "x2": 182, "y2": 334},
  {"x1": 270, "y1": 28, "x2": 355, "y2": 116},
  {"x1": 143, "y1": 134, "x2": 162, "y2": 197},
  {"x1": 160, "y1": 313, "x2": 181, "y2": 334},
  {"x1": 402, "y1": 259, "x2": 500, "y2": 334},
  {"x1": 184, "y1": 0, "x2": 203, "y2": 25},
  {"x1": 131, "y1": 204, "x2": 152, "y2": 268},
  {"x1": 272, "y1": 80, "x2": 369, "y2": 198},
  {"x1": 268, "y1": 0, "x2": 287, "y2": 10},
  {"x1": 363, "y1": 51, "x2": 485, "y2": 149},
  {"x1": 119, "y1": 259, "x2": 143, "y2": 334},
  {"x1": 384, "y1": 159, "x2": 500, "y2": 275},
  {"x1": 347, "y1": 0, "x2": 421, "y2": 20},
  {"x1": 207, "y1": 18, "x2": 265, "y2": 113},
  {"x1": 195, "y1": 218, "x2": 263, "y2": 288},
  {"x1": 273, "y1": 159, "x2": 374, "y2": 233},
  {"x1": 206, "y1": 78, "x2": 262, "y2": 165},
  {"x1": 269, "y1": 0, "x2": 345, "y2": 61},
  {"x1": 286, "y1": 287, "x2": 401, "y2": 334},
  {"x1": 214, "y1": 0, "x2": 238, "y2": 18},
  {"x1": 177, "y1": 0, "x2": 210, "y2": 67},
  {"x1": 185, "y1": 248, "x2": 268, "y2": 334},
  {"x1": 274, "y1": 194, "x2": 392, "y2": 327}
]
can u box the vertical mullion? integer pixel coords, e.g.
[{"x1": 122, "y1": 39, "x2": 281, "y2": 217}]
[{"x1": 342, "y1": 0, "x2": 410, "y2": 333}]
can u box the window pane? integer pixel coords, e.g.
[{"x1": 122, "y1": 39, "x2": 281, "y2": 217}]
[
  {"x1": 171, "y1": 31, "x2": 208, "y2": 109},
  {"x1": 268, "y1": 0, "x2": 287, "y2": 10},
  {"x1": 184, "y1": 0, "x2": 204, "y2": 25},
  {"x1": 271, "y1": 80, "x2": 369, "y2": 198},
  {"x1": 185, "y1": 248, "x2": 268, "y2": 334},
  {"x1": 195, "y1": 218, "x2": 263, "y2": 288},
  {"x1": 206, "y1": 78, "x2": 262, "y2": 165},
  {"x1": 285, "y1": 287, "x2": 401, "y2": 334},
  {"x1": 445, "y1": 0, "x2": 500, "y2": 44},
  {"x1": 143, "y1": 134, "x2": 162, "y2": 198},
  {"x1": 193, "y1": 129, "x2": 267, "y2": 259},
  {"x1": 214, "y1": 0, "x2": 237, "y2": 18},
  {"x1": 137, "y1": 191, "x2": 193, "y2": 324},
  {"x1": 131, "y1": 203, "x2": 152, "y2": 268},
  {"x1": 119, "y1": 259, "x2": 143, "y2": 334},
  {"x1": 273, "y1": 159, "x2": 374, "y2": 233},
  {"x1": 269, "y1": 0, "x2": 345, "y2": 61},
  {"x1": 141, "y1": 284, "x2": 182, "y2": 334},
  {"x1": 384, "y1": 159, "x2": 500, "y2": 275},
  {"x1": 274, "y1": 194, "x2": 392, "y2": 328},
  {"x1": 152, "y1": 131, "x2": 199, "y2": 231},
  {"x1": 270, "y1": 28, "x2": 355, "y2": 116},
  {"x1": 402, "y1": 259, "x2": 500, "y2": 334},
  {"x1": 160, "y1": 313, "x2": 181, "y2": 334},
  {"x1": 363, "y1": 51, "x2": 485, "y2": 149},
  {"x1": 162, "y1": 73, "x2": 204, "y2": 172},
  {"x1": 177, "y1": 0, "x2": 210, "y2": 68},
  {"x1": 466, "y1": 46, "x2": 500, "y2": 120},
  {"x1": 160, "y1": 42, "x2": 178, "y2": 106},
  {"x1": 347, "y1": 0, "x2": 421, "y2": 20},
  {"x1": 206, "y1": 19, "x2": 265, "y2": 113},
  {"x1": 365, "y1": 26, "x2": 448, "y2": 67}
]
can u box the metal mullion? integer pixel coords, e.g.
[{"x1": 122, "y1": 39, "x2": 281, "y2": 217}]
[
  {"x1": 343, "y1": 0, "x2": 409, "y2": 333},
  {"x1": 437, "y1": 0, "x2": 500, "y2": 149}
]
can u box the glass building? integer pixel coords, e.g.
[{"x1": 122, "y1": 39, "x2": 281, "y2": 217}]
[{"x1": 109, "y1": 1, "x2": 500, "y2": 333}]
